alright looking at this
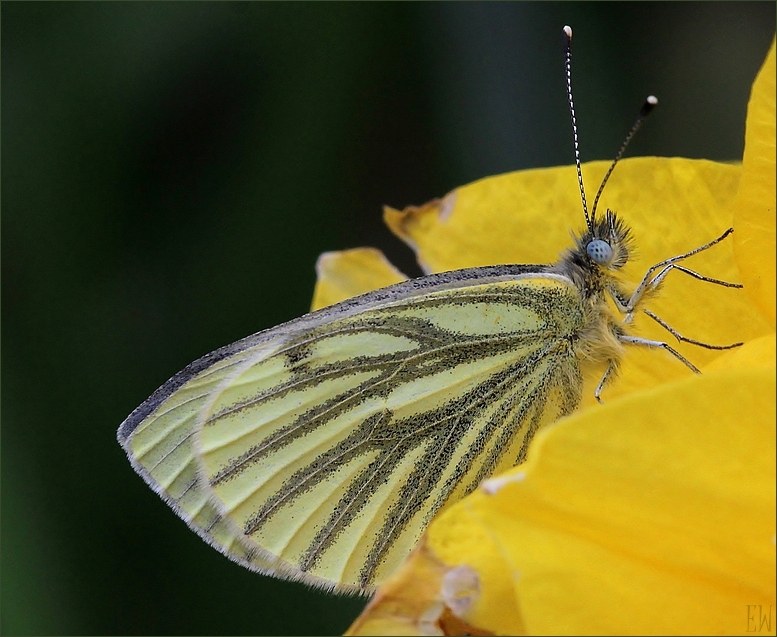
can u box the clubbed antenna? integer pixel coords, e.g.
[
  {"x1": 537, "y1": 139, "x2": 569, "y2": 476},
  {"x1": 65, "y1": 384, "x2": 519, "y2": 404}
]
[
  {"x1": 590, "y1": 95, "x2": 658, "y2": 221},
  {"x1": 563, "y1": 25, "x2": 592, "y2": 233}
]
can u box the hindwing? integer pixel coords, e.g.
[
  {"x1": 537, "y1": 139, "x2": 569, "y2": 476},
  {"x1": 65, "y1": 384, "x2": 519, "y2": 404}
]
[{"x1": 118, "y1": 266, "x2": 586, "y2": 592}]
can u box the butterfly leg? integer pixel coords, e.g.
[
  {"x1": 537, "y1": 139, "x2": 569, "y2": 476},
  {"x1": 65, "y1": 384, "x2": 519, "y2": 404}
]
[
  {"x1": 618, "y1": 334, "x2": 701, "y2": 373},
  {"x1": 648, "y1": 263, "x2": 742, "y2": 290},
  {"x1": 642, "y1": 309, "x2": 743, "y2": 350},
  {"x1": 623, "y1": 228, "x2": 741, "y2": 313},
  {"x1": 595, "y1": 323, "x2": 723, "y2": 402},
  {"x1": 594, "y1": 361, "x2": 617, "y2": 403}
]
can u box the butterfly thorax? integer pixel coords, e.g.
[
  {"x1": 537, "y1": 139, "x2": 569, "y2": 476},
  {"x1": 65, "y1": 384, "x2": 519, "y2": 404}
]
[{"x1": 549, "y1": 209, "x2": 634, "y2": 366}]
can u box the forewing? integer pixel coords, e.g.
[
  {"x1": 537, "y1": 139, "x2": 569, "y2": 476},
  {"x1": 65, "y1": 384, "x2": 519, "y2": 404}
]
[{"x1": 118, "y1": 267, "x2": 585, "y2": 593}]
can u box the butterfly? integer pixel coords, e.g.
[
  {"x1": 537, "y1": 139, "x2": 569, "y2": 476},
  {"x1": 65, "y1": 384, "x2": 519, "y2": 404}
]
[{"x1": 117, "y1": 26, "x2": 742, "y2": 595}]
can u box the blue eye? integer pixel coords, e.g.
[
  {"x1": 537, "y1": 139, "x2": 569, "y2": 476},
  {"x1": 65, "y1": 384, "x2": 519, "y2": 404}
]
[{"x1": 587, "y1": 239, "x2": 613, "y2": 265}]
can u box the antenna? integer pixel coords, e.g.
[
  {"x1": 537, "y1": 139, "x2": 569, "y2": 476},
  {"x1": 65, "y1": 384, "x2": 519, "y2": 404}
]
[
  {"x1": 563, "y1": 26, "x2": 592, "y2": 233},
  {"x1": 590, "y1": 95, "x2": 658, "y2": 221},
  {"x1": 563, "y1": 26, "x2": 659, "y2": 229}
]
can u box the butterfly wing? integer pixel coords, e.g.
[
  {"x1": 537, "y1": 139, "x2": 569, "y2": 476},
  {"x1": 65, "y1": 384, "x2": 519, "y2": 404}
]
[{"x1": 118, "y1": 266, "x2": 586, "y2": 593}]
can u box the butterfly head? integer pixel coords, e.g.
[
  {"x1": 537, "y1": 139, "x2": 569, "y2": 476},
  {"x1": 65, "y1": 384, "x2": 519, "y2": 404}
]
[
  {"x1": 576, "y1": 209, "x2": 633, "y2": 271},
  {"x1": 554, "y1": 209, "x2": 634, "y2": 294}
]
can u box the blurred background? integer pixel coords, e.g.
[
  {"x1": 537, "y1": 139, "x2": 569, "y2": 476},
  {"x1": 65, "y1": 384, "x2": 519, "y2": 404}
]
[{"x1": 2, "y1": 3, "x2": 774, "y2": 635}]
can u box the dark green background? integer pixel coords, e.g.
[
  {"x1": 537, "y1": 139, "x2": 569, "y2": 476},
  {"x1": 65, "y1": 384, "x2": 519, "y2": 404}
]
[{"x1": 2, "y1": 3, "x2": 774, "y2": 635}]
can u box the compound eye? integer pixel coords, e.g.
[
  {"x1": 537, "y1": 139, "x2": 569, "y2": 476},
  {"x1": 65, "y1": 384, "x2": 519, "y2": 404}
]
[{"x1": 586, "y1": 239, "x2": 613, "y2": 265}]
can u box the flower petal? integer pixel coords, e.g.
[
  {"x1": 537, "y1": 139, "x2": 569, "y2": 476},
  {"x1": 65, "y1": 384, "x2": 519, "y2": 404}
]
[
  {"x1": 345, "y1": 540, "x2": 497, "y2": 637},
  {"x1": 383, "y1": 158, "x2": 741, "y2": 274},
  {"x1": 419, "y1": 365, "x2": 776, "y2": 635},
  {"x1": 705, "y1": 333, "x2": 776, "y2": 373},
  {"x1": 344, "y1": 37, "x2": 777, "y2": 637},
  {"x1": 734, "y1": 38, "x2": 776, "y2": 325},
  {"x1": 310, "y1": 247, "x2": 407, "y2": 311},
  {"x1": 387, "y1": 157, "x2": 769, "y2": 402}
]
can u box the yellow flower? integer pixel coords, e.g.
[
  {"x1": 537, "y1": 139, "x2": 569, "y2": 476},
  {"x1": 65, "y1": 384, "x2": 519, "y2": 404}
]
[{"x1": 331, "y1": 39, "x2": 776, "y2": 636}]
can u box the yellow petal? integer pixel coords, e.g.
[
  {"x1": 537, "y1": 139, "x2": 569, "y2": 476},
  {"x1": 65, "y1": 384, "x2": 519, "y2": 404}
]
[
  {"x1": 345, "y1": 540, "x2": 496, "y2": 637},
  {"x1": 734, "y1": 38, "x2": 776, "y2": 325},
  {"x1": 384, "y1": 158, "x2": 740, "y2": 274},
  {"x1": 704, "y1": 332, "x2": 776, "y2": 373},
  {"x1": 389, "y1": 158, "x2": 770, "y2": 402},
  {"x1": 344, "y1": 40, "x2": 777, "y2": 637},
  {"x1": 310, "y1": 247, "x2": 407, "y2": 311},
  {"x1": 420, "y1": 365, "x2": 776, "y2": 635}
]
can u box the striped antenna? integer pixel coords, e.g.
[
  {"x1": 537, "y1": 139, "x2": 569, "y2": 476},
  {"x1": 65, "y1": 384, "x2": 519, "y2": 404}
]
[
  {"x1": 563, "y1": 26, "x2": 592, "y2": 233},
  {"x1": 590, "y1": 95, "x2": 658, "y2": 221}
]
